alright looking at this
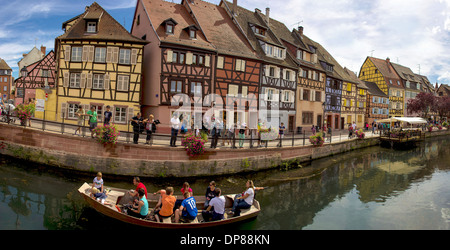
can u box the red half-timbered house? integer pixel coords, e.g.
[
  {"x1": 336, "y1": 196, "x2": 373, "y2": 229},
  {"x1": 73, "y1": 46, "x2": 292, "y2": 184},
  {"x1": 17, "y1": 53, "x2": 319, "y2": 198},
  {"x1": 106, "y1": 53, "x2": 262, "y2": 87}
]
[{"x1": 14, "y1": 51, "x2": 56, "y2": 105}]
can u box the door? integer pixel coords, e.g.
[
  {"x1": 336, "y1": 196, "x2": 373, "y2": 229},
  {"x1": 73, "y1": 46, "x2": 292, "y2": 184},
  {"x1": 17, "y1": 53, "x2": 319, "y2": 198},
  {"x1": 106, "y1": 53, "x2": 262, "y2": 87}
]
[{"x1": 288, "y1": 115, "x2": 294, "y2": 133}]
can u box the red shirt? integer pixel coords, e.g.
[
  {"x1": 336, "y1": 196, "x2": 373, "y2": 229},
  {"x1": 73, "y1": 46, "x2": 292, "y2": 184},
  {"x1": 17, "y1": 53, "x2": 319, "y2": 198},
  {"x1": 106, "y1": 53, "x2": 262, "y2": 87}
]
[{"x1": 136, "y1": 182, "x2": 148, "y2": 198}]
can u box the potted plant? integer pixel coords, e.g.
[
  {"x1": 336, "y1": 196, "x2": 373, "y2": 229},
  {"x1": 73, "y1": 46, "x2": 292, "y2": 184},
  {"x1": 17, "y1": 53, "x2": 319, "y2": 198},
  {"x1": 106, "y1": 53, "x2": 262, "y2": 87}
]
[
  {"x1": 309, "y1": 132, "x2": 324, "y2": 147},
  {"x1": 93, "y1": 124, "x2": 120, "y2": 145},
  {"x1": 427, "y1": 124, "x2": 434, "y2": 132},
  {"x1": 355, "y1": 129, "x2": 365, "y2": 139},
  {"x1": 181, "y1": 132, "x2": 207, "y2": 157},
  {"x1": 14, "y1": 103, "x2": 34, "y2": 126}
]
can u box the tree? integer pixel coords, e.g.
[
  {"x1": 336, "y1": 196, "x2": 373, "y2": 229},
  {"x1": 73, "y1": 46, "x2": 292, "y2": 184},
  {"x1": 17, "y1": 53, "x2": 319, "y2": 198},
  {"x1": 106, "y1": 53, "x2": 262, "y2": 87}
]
[
  {"x1": 407, "y1": 92, "x2": 436, "y2": 118},
  {"x1": 435, "y1": 96, "x2": 450, "y2": 120}
]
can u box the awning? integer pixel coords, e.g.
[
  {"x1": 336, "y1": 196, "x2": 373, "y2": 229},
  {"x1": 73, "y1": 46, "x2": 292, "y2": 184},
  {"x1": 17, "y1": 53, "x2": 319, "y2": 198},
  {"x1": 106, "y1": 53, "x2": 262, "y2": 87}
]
[{"x1": 377, "y1": 117, "x2": 427, "y2": 124}]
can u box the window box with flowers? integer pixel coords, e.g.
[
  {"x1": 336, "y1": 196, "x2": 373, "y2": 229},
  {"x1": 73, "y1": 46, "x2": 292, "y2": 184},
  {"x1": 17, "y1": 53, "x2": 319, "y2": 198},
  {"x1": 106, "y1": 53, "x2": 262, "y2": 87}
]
[{"x1": 309, "y1": 132, "x2": 324, "y2": 147}]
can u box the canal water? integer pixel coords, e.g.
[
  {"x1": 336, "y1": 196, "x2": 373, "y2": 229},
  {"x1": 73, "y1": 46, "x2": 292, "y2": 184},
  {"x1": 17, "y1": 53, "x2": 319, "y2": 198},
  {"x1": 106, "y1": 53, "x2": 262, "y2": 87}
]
[{"x1": 1, "y1": 136, "x2": 449, "y2": 230}]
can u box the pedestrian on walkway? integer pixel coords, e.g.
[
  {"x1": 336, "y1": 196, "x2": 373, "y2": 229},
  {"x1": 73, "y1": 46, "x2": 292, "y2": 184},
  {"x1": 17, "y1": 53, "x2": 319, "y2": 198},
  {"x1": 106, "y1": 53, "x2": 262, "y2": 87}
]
[
  {"x1": 74, "y1": 105, "x2": 85, "y2": 136},
  {"x1": 104, "y1": 105, "x2": 112, "y2": 126},
  {"x1": 87, "y1": 106, "x2": 98, "y2": 138},
  {"x1": 131, "y1": 112, "x2": 144, "y2": 144},
  {"x1": 238, "y1": 122, "x2": 247, "y2": 148},
  {"x1": 170, "y1": 113, "x2": 180, "y2": 147}
]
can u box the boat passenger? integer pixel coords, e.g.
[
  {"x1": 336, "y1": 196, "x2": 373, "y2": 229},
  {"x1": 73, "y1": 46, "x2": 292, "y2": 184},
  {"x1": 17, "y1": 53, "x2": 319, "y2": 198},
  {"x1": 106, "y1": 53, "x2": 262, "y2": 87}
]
[
  {"x1": 204, "y1": 181, "x2": 216, "y2": 209},
  {"x1": 127, "y1": 188, "x2": 148, "y2": 219},
  {"x1": 154, "y1": 187, "x2": 176, "y2": 223},
  {"x1": 231, "y1": 180, "x2": 255, "y2": 217},
  {"x1": 92, "y1": 172, "x2": 104, "y2": 193},
  {"x1": 175, "y1": 191, "x2": 198, "y2": 223},
  {"x1": 128, "y1": 177, "x2": 148, "y2": 199},
  {"x1": 202, "y1": 188, "x2": 225, "y2": 222}
]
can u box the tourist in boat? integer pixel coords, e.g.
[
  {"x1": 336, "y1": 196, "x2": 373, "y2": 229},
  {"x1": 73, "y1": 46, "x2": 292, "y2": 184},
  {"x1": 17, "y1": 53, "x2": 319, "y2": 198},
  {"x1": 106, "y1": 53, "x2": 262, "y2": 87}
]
[
  {"x1": 231, "y1": 180, "x2": 255, "y2": 217},
  {"x1": 202, "y1": 188, "x2": 225, "y2": 222},
  {"x1": 174, "y1": 191, "x2": 198, "y2": 223},
  {"x1": 128, "y1": 177, "x2": 148, "y2": 199},
  {"x1": 127, "y1": 188, "x2": 148, "y2": 219},
  {"x1": 175, "y1": 182, "x2": 194, "y2": 211},
  {"x1": 154, "y1": 187, "x2": 176, "y2": 223},
  {"x1": 204, "y1": 181, "x2": 216, "y2": 209},
  {"x1": 92, "y1": 172, "x2": 104, "y2": 193}
]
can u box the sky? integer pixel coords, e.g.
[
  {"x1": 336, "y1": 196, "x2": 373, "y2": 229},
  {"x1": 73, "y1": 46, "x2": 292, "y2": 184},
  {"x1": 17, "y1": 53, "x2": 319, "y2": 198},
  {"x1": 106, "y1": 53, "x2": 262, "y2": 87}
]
[{"x1": 1, "y1": 0, "x2": 450, "y2": 86}]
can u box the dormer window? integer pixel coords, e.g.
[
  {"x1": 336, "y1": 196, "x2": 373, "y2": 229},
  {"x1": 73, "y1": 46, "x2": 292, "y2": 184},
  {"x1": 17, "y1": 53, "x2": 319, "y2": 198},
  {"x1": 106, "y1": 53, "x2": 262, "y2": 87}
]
[
  {"x1": 184, "y1": 25, "x2": 200, "y2": 39},
  {"x1": 87, "y1": 22, "x2": 97, "y2": 33},
  {"x1": 250, "y1": 24, "x2": 266, "y2": 36},
  {"x1": 162, "y1": 18, "x2": 178, "y2": 35}
]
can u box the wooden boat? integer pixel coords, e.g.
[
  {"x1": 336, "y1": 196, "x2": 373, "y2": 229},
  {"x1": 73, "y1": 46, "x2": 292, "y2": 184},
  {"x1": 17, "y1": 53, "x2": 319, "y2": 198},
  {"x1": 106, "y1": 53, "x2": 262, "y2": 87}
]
[{"x1": 77, "y1": 183, "x2": 260, "y2": 229}]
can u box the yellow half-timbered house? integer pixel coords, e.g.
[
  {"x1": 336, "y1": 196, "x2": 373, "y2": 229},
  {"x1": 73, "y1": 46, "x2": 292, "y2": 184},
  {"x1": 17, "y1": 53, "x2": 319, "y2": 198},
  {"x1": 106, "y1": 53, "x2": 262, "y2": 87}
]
[{"x1": 55, "y1": 2, "x2": 147, "y2": 131}]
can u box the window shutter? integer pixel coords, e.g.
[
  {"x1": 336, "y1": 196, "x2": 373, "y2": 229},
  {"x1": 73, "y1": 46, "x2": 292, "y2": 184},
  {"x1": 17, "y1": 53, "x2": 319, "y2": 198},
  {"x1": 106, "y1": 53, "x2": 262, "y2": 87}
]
[
  {"x1": 88, "y1": 46, "x2": 94, "y2": 62},
  {"x1": 106, "y1": 47, "x2": 113, "y2": 63},
  {"x1": 83, "y1": 104, "x2": 90, "y2": 121},
  {"x1": 104, "y1": 74, "x2": 110, "y2": 90},
  {"x1": 166, "y1": 50, "x2": 173, "y2": 63},
  {"x1": 205, "y1": 55, "x2": 210, "y2": 67},
  {"x1": 111, "y1": 106, "x2": 116, "y2": 123},
  {"x1": 311, "y1": 90, "x2": 315, "y2": 101},
  {"x1": 80, "y1": 73, "x2": 86, "y2": 88},
  {"x1": 64, "y1": 45, "x2": 71, "y2": 61},
  {"x1": 63, "y1": 72, "x2": 69, "y2": 88},
  {"x1": 343, "y1": 99, "x2": 347, "y2": 106},
  {"x1": 82, "y1": 46, "x2": 89, "y2": 62},
  {"x1": 217, "y1": 56, "x2": 224, "y2": 69},
  {"x1": 86, "y1": 73, "x2": 92, "y2": 89},
  {"x1": 131, "y1": 49, "x2": 138, "y2": 65},
  {"x1": 274, "y1": 89, "x2": 279, "y2": 102},
  {"x1": 186, "y1": 52, "x2": 193, "y2": 65},
  {"x1": 299, "y1": 88, "x2": 303, "y2": 100},
  {"x1": 127, "y1": 107, "x2": 134, "y2": 124},
  {"x1": 235, "y1": 59, "x2": 241, "y2": 71},
  {"x1": 275, "y1": 67, "x2": 280, "y2": 78},
  {"x1": 112, "y1": 47, "x2": 119, "y2": 63},
  {"x1": 281, "y1": 90, "x2": 285, "y2": 102},
  {"x1": 289, "y1": 91, "x2": 295, "y2": 103},
  {"x1": 60, "y1": 103, "x2": 67, "y2": 118}
]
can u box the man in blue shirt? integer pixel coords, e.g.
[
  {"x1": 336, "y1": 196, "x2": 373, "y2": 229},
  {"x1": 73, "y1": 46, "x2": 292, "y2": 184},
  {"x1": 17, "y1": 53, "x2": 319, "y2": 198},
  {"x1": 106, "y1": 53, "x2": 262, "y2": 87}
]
[{"x1": 175, "y1": 191, "x2": 198, "y2": 223}]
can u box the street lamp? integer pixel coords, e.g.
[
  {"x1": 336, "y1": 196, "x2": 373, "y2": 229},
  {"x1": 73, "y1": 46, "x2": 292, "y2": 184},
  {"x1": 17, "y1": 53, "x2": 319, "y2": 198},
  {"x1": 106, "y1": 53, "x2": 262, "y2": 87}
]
[
  {"x1": 322, "y1": 101, "x2": 326, "y2": 131},
  {"x1": 20, "y1": 66, "x2": 27, "y2": 104}
]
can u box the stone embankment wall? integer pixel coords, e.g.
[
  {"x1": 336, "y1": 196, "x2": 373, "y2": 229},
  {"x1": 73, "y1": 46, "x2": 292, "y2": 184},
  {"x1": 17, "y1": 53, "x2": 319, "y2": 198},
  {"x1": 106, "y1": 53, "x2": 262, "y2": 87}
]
[{"x1": 0, "y1": 123, "x2": 448, "y2": 178}]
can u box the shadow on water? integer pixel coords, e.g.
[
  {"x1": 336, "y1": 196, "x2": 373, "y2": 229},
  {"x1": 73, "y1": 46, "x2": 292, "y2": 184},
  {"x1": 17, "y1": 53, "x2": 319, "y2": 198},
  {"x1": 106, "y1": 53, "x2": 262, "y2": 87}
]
[{"x1": 1, "y1": 135, "x2": 450, "y2": 230}]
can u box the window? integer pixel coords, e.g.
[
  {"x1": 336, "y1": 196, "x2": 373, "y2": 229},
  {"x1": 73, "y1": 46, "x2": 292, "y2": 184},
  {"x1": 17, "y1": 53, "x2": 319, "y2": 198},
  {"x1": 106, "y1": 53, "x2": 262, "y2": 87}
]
[
  {"x1": 170, "y1": 80, "x2": 182, "y2": 93},
  {"x1": 179, "y1": 53, "x2": 186, "y2": 64},
  {"x1": 198, "y1": 55, "x2": 204, "y2": 65},
  {"x1": 87, "y1": 22, "x2": 97, "y2": 33},
  {"x1": 119, "y1": 49, "x2": 131, "y2": 64},
  {"x1": 253, "y1": 26, "x2": 266, "y2": 36},
  {"x1": 267, "y1": 88, "x2": 275, "y2": 101},
  {"x1": 95, "y1": 47, "x2": 106, "y2": 63},
  {"x1": 93, "y1": 74, "x2": 104, "y2": 89},
  {"x1": 114, "y1": 107, "x2": 127, "y2": 123},
  {"x1": 315, "y1": 91, "x2": 321, "y2": 102},
  {"x1": 117, "y1": 75, "x2": 130, "y2": 91},
  {"x1": 235, "y1": 59, "x2": 246, "y2": 72},
  {"x1": 269, "y1": 67, "x2": 275, "y2": 77},
  {"x1": 68, "y1": 103, "x2": 80, "y2": 119},
  {"x1": 285, "y1": 70, "x2": 290, "y2": 80},
  {"x1": 166, "y1": 24, "x2": 174, "y2": 34},
  {"x1": 302, "y1": 112, "x2": 313, "y2": 125},
  {"x1": 189, "y1": 29, "x2": 196, "y2": 39},
  {"x1": 70, "y1": 73, "x2": 81, "y2": 88},
  {"x1": 297, "y1": 50, "x2": 303, "y2": 60},
  {"x1": 71, "y1": 47, "x2": 82, "y2": 62},
  {"x1": 190, "y1": 81, "x2": 202, "y2": 95},
  {"x1": 302, "y1": 89, "x2": 310, "y2": 101}
]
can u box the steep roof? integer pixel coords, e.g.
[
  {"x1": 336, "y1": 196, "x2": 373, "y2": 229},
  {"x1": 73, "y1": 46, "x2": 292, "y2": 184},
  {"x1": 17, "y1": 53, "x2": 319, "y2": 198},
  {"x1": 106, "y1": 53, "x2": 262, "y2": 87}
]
[
  {"x1": 139, "y1": 0, "x2": 215, "y2": 51},
  {"x1": 343, "y1": 67, "x2": 368, "y2": 89},
  {"x1": 57, "y1": 2, "x2": 146, "y2": 44},
  {"x1": 391, "y1": 62, "x2": 421, "y2": 91},
  {"x1": 368, "y1": 57, "x2": 403, "y2": 88},
  {"x1": 0, "y1": 58, "x2": 11, "y2": 70},
  {"x1": 364, "y1": 81, "x2": 388, "y2": 97},
  {"x1": 187, "y1": 0, "x2": 257, "y2": 59}
]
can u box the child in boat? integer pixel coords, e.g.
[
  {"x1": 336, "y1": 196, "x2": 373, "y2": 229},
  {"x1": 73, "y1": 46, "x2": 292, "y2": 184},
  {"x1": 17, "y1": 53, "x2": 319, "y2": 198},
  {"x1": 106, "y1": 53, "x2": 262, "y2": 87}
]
[
  {"x1": 175, "y1": 191, "x2": 198, "y2": 223},
  {"x1": 154, "y1": 187, "x2": 176, "y2": 222},
  {"x1": 204, "y1": 181, "x2": 217, "y2": 209},
  {"x1": 202, "y1": 188, "x2": 225, "y2": 222},
  {"x1": 92, "y1": 172, "x2": 104, "y2": 193}
]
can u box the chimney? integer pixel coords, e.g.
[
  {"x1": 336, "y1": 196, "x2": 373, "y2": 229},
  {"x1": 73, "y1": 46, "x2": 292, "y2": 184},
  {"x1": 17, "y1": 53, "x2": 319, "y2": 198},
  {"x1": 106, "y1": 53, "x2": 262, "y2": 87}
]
[
  {"x1": 298, "y1": 26, "x2": 304, "y2": 36},
  {"x1": 265, "y1": 7, "x2": 270, "y2": 25},
  {"x1": 233, "y1": 0, "x2": 238, "y2": 16},
  {"x1": 40, "y1": 45, "x2": 46, "y2": 56},
  {"x1": 386, "y1": 57, "x2": 390, "y2": 63}
]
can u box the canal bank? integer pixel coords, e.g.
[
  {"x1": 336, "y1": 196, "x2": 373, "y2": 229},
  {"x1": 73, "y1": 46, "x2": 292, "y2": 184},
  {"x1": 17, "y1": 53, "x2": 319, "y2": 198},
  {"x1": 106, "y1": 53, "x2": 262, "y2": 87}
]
[{"x1": 0, "y1": 123, "x2": 449, "y2": 178}]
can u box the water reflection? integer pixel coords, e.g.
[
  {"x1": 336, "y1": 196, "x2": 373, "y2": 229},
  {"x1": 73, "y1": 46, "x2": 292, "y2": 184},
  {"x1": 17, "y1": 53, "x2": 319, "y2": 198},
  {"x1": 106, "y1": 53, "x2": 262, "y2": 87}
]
[{"x1": 0, "y1": 136, "x2": 449, "y2": 230}]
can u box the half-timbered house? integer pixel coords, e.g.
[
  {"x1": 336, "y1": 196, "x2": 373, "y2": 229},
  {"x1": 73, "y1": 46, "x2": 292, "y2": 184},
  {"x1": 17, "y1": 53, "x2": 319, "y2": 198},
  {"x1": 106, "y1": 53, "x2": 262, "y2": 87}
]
[
  {"x1": 364, "y1": 81, "x2": 389, "y2": 125},
  {"x1": 132, "y1": 0, "x2": 217, "y2": 131},
  {"x1": 222, "y1": 2, "x2": 297, "y2": 131},
  {"x1": 390, "y1": 62, "x2": 421, "y2": 117},
  {"x1": 359, "y1": 57, "x2": 404, "y2": 117},
  {"x1": 340, "y1": 67, "x2": 368, "y2": 129},
  {"x1": 0, "y1": 59, "x2": 13, "y2": 102},
  {"x1": 56, "y1": 2, "x2": 147, "y2": 131},
  {"x1": 189, "y1": 0, "x2": 261, "y2": 128},
  {"x1": 14, "y1": 51, "x2": 57, "y2": 120}
]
